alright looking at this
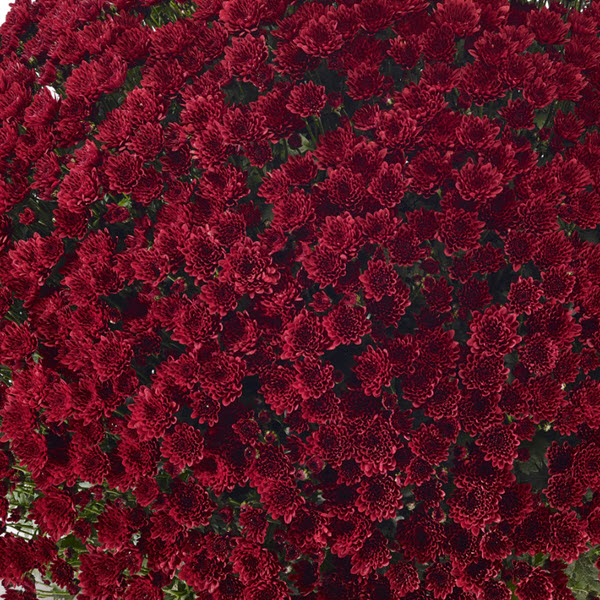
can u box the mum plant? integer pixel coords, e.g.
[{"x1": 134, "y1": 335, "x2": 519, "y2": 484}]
[{"x1": 1, "y1": 0, "x2": 600, "y2": 598}]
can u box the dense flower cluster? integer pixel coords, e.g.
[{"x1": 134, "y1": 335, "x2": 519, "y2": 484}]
[{"x1": 1, "y1": 0, "x2": 600, "y2": 598}]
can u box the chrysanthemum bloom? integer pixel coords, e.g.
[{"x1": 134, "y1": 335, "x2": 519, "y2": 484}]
[
  {"x1": 548, "y1": 510, "x2": 589, "y2": 563},
  {"x1": 448, "y1": 486, "x2": 501, "y2": 534},
  {"x1": 96, "y1": 502, "x2": 132, "y2": 552},
  {"x1": 220, "y1": 238, "x2": 280, "y2": 297},
  {"x1": 527, "y1": 7, "x2": 571, "y2": 45},
  {"x1": 322, "y1": 301, "x2": 371, "y2": 348},
  {"x1": 454, "y1": 158, "x2": 504, "y2": 207},
  {"x1": 422, "y1": 275, "x2": 454, "y2": 313},
  {"x1": 296, "y1": 14, "x2": 345, "y2": 58},
  {"x1": 161, "y1": 423, "x2": 204, "y2": 471},
  {"x1": 350, "y1": 529, "x2": 391, "y2": 576},
  {"x1": 353, "y1": 415, "x2": 397, "y2": 476},
  {"x1": 459, "y1": 352, "x2": 509, "y2": 394},
  {"x1": 519, "y1": 333, "x2": 559, "y2": 376},
  {"x1": 436, "y1": 208, "x2": 485, "y2": 256},
  {"x1": 179, "y1": 548, "x2": 227, "y2": 594},
  {"x1": 198, "y1": 351, "x2": 246, "y2": 406},
  {"x1": 78, "y1": 548, "x2": 122, "y2": 600},
  {"x1": 475, "y1": 422, "x2": 519, "y2": 469},
  {"x1": 104, "y1": 151, "x2": 143, "y2": 194},
  {"x1": 168, "y1": 480, "x2": 216, "y2": 528},
  {"x1": 353, "y1": 346, "x2": 392, "y2": 397},
  {"x1": 527, "y1": 375, "x2": 567, "y2": 424},
  {"x1": 479, "y1": 526, "x2": 512, "y2": 561},
  {"x1": 248, "y1": 443, "x2": 294, "y2": 493},
  {"x1": 128, "y1": 386, "x2": 179, "y2": 442},
  {"x1": 260, "y1": 365, "x2": 302, "y2": 415},
  {"x1": 385, "y1": 562, "x2": 420, "y2": 596},
  {"x1": 424, "y1": 561, "x2": 455, "y2": 599},
  {"x1": 280, "y1": 308, "x2": 328, "y2": 360},
  {"x1": 30, "y1": 489, "x2": 77, "y2": 542},
  {"x1": 90, "y1": 331, "x2": 133, "y2": 383},
  {"x1": 239, "y1": 505, "x2": 269, "y2": 544},
  {"x1": 356, "y1": 474, "x2": 402, "y2": 522},
  {"x1": 293, "y1": 357, "x2": 334, "y2": 400},
  {"x1": 260, "y1": 479, "x2": 305, "y2": 524},
  {"x1": 397, "y1": 512, "x2": 445, "y2": 563},
  {"x1": 409, "y1": 423, "x2": 452, "y2": 467},
  {"x1": 544, "y1": 472, "x2": 585, "y2": 512},
  {"x1": 467, "y1": 305, "x2": 521, "y2": 357},
  {"x1": 358, "y1": 258, "x2": 399, "y2": 301},
  {"x1": 302, "y1": 244, "x2": 347, "y2": 287},
  {"x1": 286, "y1": 81, "x2": 327, "y2": 117},
  {"x1": 507, "y1": 276, "x2": 542, "y2": 315},
  {"x1": 123, "y1": 576, "x2": 163, "y2": 600}
]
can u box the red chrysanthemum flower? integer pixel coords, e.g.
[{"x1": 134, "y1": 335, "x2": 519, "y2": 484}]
[
  {"x1": 0, "y1": 321, "x2": 36, "y2": 365},
  {"x1": 220, "y1": 238, "x2": 280, "y2": 298},
  {"x1": 519, "y1": 333, "x2": 559, "y2": 376},
  {"x1": 385, "y1": 562, "x2": 420, "y2": 596},
  {"x1": 501, "y1": 98, "x2": 535, "y2": 130},
  {"x1": 515, "y1": 568, "x2": 554, "y2": 600},
  {"x1": 179, "y1": 549, "x2": 227, "y2": 594},
  {"x1": 280, "y1": 308, "x2": 328, "y2": 360},
  {"x1": 293, "y1": 357, "x2": 335, "y2": 400},
  {"x1": 248, "y1": 443, "x2": 294, "y2": 493},
  {"x1": 78, "y1": 548, "x2": 122, "y2": 600},
  {"x1": 549, "y1": 511, "x2": 589, "y2": 563},
  {"x1": 350, "y1": 529, "x2": 391, "y2": 576},
  {"x1": 128, "y1": 386, "x2": 179, "y2": 442},
  {"x1": 436, "y1": 208, "x2": 485, "y2": 256},
  {"x1": 302, "y1": 245, "x2": 347, "y2": 288},
  {"x1": 409, "y1": 423, "x2": 452, "y2": 467},
  {"x1": 260, "y1": 479, "x2": 305, "y2": 524},
  {"x1": 96, "y1": 502, "x2": 131, "y2": 551},
  {"x1": 168, "y1": 479, "x2": 216, "y2": 528},
  {"x1": 353, "y1": 346, "x2": 392, "y2": 398},
  {"x1": 322, "y1": 301, "x2": 371, "y2": 348},
  {"x1": 198, "y1": 351, "x2": 246, "y2": 406},
  {"x1": 239, "y1": 505, "x2": 269, "y2": 544},
  {"x1": 454, "y1": 158, "x2": 504, "y2": 207},
  {"x1": 480, "y1": 526, "x2": 512, "y2": 561},
  {"x1": 296, "y1": 15, "x2": 345, "y2": 58},
  {"x1": 161, "y1": 423, "x2": 204, "y2": 471},
  {"x1": 352, "y1": 414, "x2": 397, "y2": 476},
  {"x1": 310, "y1": 423, "x2": 351, "y2": 468},
  {"x1": 356, "y1": 474, "x2": 403, "y2": 522},
  {"x1": 459, "y1": 352, "x2": 509, "y2": 394},
  {"x1": 507, "y1": 276, "x2": 542, "y2": 315},
  {"x1": 104, "y1": 151, "x2": 143, "y2": 194},
  {"x1": 435, "y1": 0, "x2": 481, "y2": 37},
  {"x1": 90, "y1": 331, "x2": 133, "y2": 384},
  {"x1": 71, "y1": 444, "x2": 110, "y2": 486},
  {"x1": 244, "y1": 580, "x2": 290, "y2": 600},
  {"x1": 527, "y1": 7, "x2": 570, "y2": 45},
  {"x1": 475, "y1": 422, "x2": 519, "y2": 469},
  {"x1": 424, "y1": 561, "x2": 455, "y2": 600},
  {"x1": 286, "y1": 81, "x2": 327, "y2": 117},
  {"x1": 467, "y1": 305, "x2": 521, "y2": 357},
  {"x1": 448, "y1": 486, "x2": 501, "y2": 534},
  {"x1": 56, "y1": 167, "x2": 101, "y2": 213},
  {"x1": 123, "y1": 576, "x2": 163, "y2": 600},
  {"x1": 30, "y1": 488, "x2": 77, "y2": 542},
  {"x1": 397, "y1": 512, "x2": 445, "y2": 563},
  {"x1": 358, "y1": 258, "x2": 399, "y2": 302},
  {"x1": 544, "y1": 472, "x2": 585, "y2": 512}
]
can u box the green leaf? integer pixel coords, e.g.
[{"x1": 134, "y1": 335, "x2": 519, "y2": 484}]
[
  {"x1": 57, "y1": 533, "x2": 86, "y2": 553},
  {"x1": 565, "y1": 550, "x2": 600, "y2": 600}
]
